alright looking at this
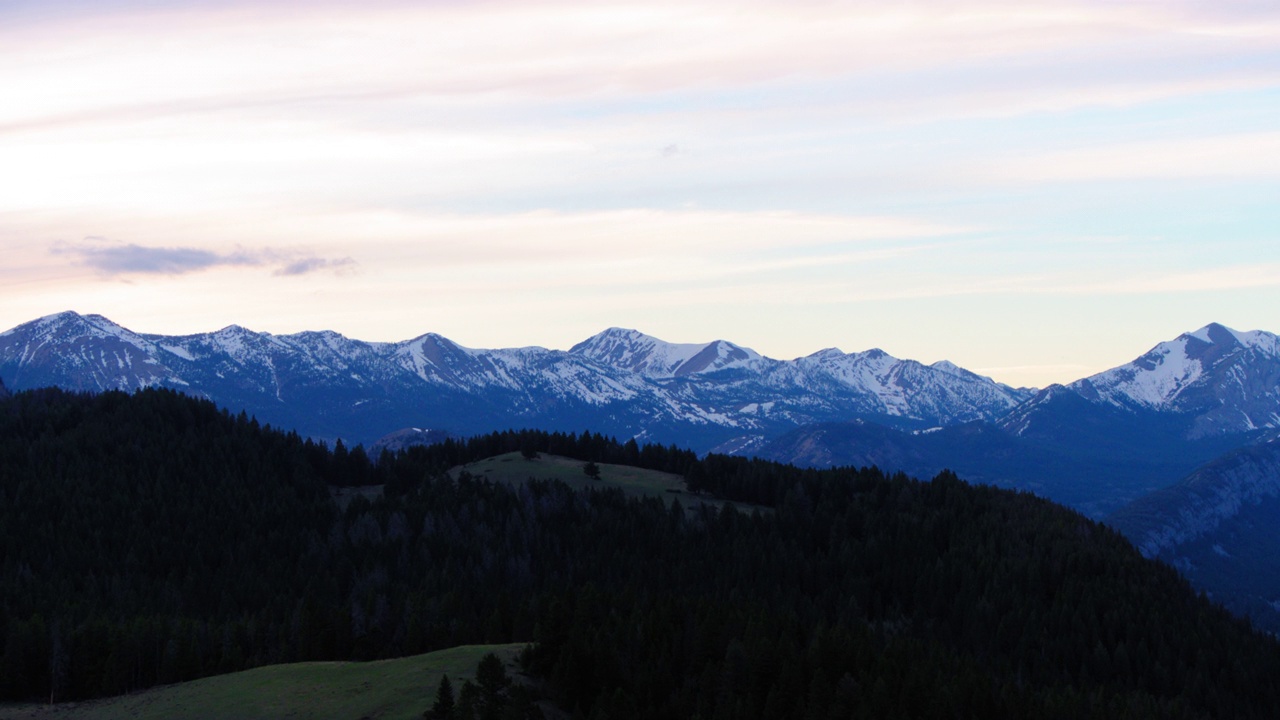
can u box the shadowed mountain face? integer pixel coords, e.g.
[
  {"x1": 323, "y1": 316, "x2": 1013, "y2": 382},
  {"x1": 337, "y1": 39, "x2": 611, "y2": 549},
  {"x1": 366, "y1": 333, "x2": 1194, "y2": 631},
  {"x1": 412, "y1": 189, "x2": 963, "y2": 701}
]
[
  {"x1": 1109, "y1": 437, "x2": 1280, "y2": 558},
  {"x1": 1106, "y1": 436, "x2": 1280, "y2": 633},
  {"x1": 0, "y1": 312, "x2": 1030, "y2": 448},
  {"x1": 754, "y1": 415, "x2": 1254, "y2": 519}
]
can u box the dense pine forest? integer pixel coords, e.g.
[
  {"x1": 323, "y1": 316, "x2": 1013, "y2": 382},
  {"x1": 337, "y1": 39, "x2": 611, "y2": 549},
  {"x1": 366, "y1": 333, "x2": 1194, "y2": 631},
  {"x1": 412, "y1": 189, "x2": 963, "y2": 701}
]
[{"x1": 4, "y1": 387, "x2": 1280, "y2": 718}]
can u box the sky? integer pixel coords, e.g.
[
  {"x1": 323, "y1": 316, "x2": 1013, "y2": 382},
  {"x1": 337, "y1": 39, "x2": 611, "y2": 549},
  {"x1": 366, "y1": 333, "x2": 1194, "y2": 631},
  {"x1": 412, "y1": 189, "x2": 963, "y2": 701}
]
[{"x1": 3, "y1": 0, "x2": 1279, "y2": 388}]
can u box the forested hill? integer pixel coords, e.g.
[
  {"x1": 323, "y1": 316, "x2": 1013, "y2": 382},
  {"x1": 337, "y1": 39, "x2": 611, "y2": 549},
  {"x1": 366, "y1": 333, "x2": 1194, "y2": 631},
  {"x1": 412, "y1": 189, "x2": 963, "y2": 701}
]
[{"x1": 4, "y1": 389, "x2": 1280, "y2": 717}]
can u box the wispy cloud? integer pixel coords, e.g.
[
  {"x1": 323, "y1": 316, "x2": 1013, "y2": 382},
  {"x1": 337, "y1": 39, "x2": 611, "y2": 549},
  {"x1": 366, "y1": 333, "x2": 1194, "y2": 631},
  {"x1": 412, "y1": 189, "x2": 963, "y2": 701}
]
[
  {"x1": 273, "y1": 256, "x2": 357, "y2": 277},
  {"x1": 7, "y1": 1, "x2": 1277, "y2": 131},
  {"x1": 52, "y1": 240, "x2": 259, "y2": 275},
  {"x1": 51, "y1": 239, "x2": 356, "y2": 278}
]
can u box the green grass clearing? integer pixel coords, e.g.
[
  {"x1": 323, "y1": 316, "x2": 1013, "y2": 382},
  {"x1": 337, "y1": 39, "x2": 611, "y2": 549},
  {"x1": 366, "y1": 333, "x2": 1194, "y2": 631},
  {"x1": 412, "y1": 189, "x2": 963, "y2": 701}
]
[
  {"x1": 0, "y1": 643, "x2": 525, "y2": 720},
  {"x1": 451, "y1": 452, "x2": 767, "y2": 515}
]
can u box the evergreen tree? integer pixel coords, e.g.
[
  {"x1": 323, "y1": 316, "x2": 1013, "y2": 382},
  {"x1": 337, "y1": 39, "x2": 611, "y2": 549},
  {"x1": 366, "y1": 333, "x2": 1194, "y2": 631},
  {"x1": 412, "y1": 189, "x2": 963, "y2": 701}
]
[
  {"x1": 427, "y1": 674, "x2": 455, "y2": 720},
  {"x1": 456, "y1": 679, "x2": 481, "y2": 720},
  {"x1": 476, "y1": 652, "x2": 511, "y2": 717}
]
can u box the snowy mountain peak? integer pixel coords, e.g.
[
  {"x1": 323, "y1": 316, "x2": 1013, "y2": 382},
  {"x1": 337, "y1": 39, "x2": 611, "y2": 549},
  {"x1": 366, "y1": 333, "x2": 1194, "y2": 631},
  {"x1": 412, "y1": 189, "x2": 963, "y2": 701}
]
[
  {"x1": 398, "y1": 332, "x2": 466, "y2": 359},
  {"x1": 674, "y1": 339, "x2": 762, "y2": 377},
  {"x1": 81, "y1": 313, "x2": 128, "y2": 329},
  {"x1": 0, "y1": 311, "x2": 175, "y2": 392},
  {"x1": 206, "y1": 324, "x2": 280, "y2": 363},
  {"x1": 804, "y1": 348, "x2": 845, "y2": 360},
  {"x1": 1186, "y1": 322, "x2": 1242, "y2": 346},
  {"x1": 582, "y1": 327, "x2": 651, "y2": 345},
  {"x1": 9, "y1": 311, "x2": 152, "y2": 353},
  {"x1": 1050, "y1": 323, "x2": 1280, "y2": 437},
  {"x1": 38, "y1": 309, "x2": 81, "y2": 322},
  {"x1": 213, "y1": 324, "x2": 256, "y2": 337},
  {"x1": 927, "y1": 359, "x2": 990, "y2": 382},
  {"x1": 5, "y1": 311, "x2": 101, "y2": 339},
  {"x1": 570, "y1": 327, "x2": 762, "y2": 379},
  {"x1": 1075, "y1": 323, "x2": 1267, "y2": 411},
  {"x1": 21, "y1": 310, "x2": 85, "y2": 332},
  {"x1": 1184, "y1": 323, "x2": 1280, "y2": 356}
]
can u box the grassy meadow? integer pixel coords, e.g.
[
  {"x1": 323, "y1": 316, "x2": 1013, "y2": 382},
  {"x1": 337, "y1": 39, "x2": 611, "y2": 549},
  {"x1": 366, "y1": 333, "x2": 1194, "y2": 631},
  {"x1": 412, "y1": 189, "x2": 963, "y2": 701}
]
[
  {"x1": 0, "y1": 644, "x2": 525, "y2": 720},
  {"x1": 451, "y1": 452, "x2": 764, "y2": 514},
  {"x1": 453, "y1": 452, "x2": 683, "y2": 496}
]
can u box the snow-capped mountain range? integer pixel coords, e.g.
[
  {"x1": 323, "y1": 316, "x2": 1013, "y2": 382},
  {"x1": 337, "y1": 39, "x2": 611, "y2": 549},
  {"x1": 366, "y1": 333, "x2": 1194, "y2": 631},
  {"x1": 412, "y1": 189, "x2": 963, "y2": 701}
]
[
  {"x1": 0, "y1": 312, "x2": 1030, "y2": 448},
  {"x1": 2, "y1": 312, "x2": 1279, "y2": 452}
]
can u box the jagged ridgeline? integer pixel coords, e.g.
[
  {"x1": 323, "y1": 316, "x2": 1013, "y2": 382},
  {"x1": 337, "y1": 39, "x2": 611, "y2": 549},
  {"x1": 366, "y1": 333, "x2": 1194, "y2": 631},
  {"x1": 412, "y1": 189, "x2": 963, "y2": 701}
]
[{"x1": 4, "y1": 388, "x2": 1280, "y2": 718}]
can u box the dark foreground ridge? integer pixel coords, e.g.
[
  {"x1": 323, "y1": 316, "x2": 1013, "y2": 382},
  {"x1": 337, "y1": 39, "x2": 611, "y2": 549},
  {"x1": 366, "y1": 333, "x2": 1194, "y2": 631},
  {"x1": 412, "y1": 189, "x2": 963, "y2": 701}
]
[{"x1": 3, "y1": 387, "x2": 1280, "y2": 718}]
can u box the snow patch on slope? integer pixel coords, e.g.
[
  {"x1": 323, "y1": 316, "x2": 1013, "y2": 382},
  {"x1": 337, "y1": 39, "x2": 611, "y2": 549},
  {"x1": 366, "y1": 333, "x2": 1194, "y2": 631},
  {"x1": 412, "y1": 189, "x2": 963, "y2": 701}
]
[{"x1": 1092, "y1": 336, "x2": 1205, "y2": 409}]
